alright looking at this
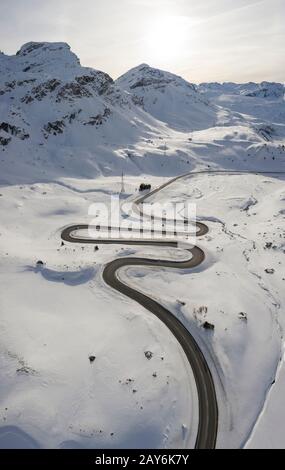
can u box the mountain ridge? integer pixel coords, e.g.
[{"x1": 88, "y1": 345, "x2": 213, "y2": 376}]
[{"x1": 0, "y1": 42, "x2": 284, "y2": 183}]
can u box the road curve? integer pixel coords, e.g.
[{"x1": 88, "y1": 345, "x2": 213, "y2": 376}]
[{"x1": 61, "y1": 180, "x2": 218, "y2": 449}]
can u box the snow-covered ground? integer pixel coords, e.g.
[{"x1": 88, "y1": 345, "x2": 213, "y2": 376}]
[
  {"x1": 0, "y1": 172, "x2": 284, "y2": 448},
  {"x1": 0, "y1": 41, "x2": 285, "y2": 449},
  {"x1": 0, "y1": 177, "x2": 200, "y2": 449},
  {"x1": 138, "y1": 172, "x2": 285, "y2": 448}
]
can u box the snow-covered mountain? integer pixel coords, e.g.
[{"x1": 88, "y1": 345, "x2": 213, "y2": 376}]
[
  {"x1": 242, "y1": 82, "x2": 284, "y2": 99},
  {"x1": 0, "y1": 42, "x2": 284, "y2": 184},
  {"x1": 198, "y1": 80, "x2": 285, "y2": 133},
  {"x1": 198, "y1": 81, "x2": 284, "y2": 99},
  {"x1": 116, "y1": 63, "x2": 217, "y2": 131},
  {"x1": 0, "y1": 42, "x2": 173, "y2": 181}
]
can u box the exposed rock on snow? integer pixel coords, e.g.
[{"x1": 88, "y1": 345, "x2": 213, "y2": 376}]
[
  {"x1": 202, "y1": 321, "x2": 215, "y2": 331},
  {"x1": 265, "y1": 268, "x2": 275, "y2": 275},
  {"x1": 0, "y1": 122, "x2": 29, "y2": 140},
  {"x1": 144, "y1": 351, "x2": 153, "y2": 360}
]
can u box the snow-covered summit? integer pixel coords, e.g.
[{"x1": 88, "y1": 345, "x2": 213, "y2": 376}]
[
  {"x1": 242, "y1": 82, "x2": 284, "y2": 99},
  {"x1": 116, "y1": 64, "x2": 217, "y2": 131},
  {"x1": 1, "y1": 42, "x2": 81, "y2": 77},
  {"x1": 16, "y1": 41, "x2": 73, "y2": 58},
  {"x1": 117, "y1": 63, "x2": 197, "y2": 91}
]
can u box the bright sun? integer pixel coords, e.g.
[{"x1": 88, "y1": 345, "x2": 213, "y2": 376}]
[{"x1": 144, "y1": 16, "x2": 190, "y2": 63}]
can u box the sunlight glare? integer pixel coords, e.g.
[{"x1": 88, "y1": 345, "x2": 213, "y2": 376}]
[{"x1": 144, "y1": 16, "x2": 191, "y2": 63}]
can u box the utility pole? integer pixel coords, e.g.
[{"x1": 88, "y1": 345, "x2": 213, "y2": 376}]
[{"x1": 120, "y1": 171, "x2": 125, "y2": 194}]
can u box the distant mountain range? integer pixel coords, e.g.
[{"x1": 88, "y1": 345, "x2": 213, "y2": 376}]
[{"x1": 0, "y1": 42, "x2": 284, "y2": 182}]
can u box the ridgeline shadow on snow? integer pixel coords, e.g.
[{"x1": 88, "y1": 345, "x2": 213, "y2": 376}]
[
  {"x1": 0, "y1": 426, "x2": 40, "y2": 449},
  {"x1": 59, "y1": 423, "x2": 163, "y2": 449},
  {"x1": 26, "y1": 265, "x2": 97, "y2": 286}
]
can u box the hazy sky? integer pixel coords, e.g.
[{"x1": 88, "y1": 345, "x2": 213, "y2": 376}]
[{"x1": 1, "y1": 0, "x2": 284, "y2": 83}]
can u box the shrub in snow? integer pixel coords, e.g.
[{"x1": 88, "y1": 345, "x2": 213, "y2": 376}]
[
  {"x1": 144, "y1": 351, "x2": 153, "y2": 360},
  {"x1": 238, "y1": 312, "x2": 248, "y2": 322},
  {"x1": 265, "y1": 242, "x2": 273, "y2": 249},
  {"x1": 139, "y1": 183, "x2": 151, "y2": 192}
]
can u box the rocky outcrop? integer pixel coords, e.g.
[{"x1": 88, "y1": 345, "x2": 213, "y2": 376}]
[
  {"x1": 0, "y1": 79, "x2": 36, "y2": 96},
  {"x1": 0, "y1": 122, "x2": 29, "y2": 140},
  {"x1": 43, "y1": 120, "x2": 65, "y2": 138},
  {"x1": 56, "y1": 82, "x2": 93, "y2": 102},
  {"x1": 84, "y1": 108, "x2": 111, "y2": 127},
  {"x1": 21, "y1": 79, "x2": 61, "y2": 103},
  {"x1": 0, "y1": 135, "x2": 11, "y2": 146},
  {"x1": 75, "y1": 71, "x2": 113, "y2": 95}
]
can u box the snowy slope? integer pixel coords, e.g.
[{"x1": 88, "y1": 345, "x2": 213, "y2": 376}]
[
  {"x1": 1, "y1": 42, "x2": 285, "y2": 184},
  {"x1": 0, "y1": 171, "x2": 284, "y2": 449},
  {"x1": 116, "y1": 64, "x2": 218, "y2": 132},
  {"x1": 138, "y1": 171, "x2": 285, "y2": 448},
  {"x1": 0, "y1": 42, "x2": 176, "y2": 182},
  {"x1": 198, "y1": 81, "x2": 284, "y2": 100},
  {"x1": 198, "y1": 81, "x2": 285, "y2": 125}
]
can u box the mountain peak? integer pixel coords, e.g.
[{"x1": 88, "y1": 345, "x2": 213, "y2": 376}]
[
  {"x1": 16, "y1": 42, "x2": 72, "y2": 57},
  {"x1": 134, "y1": 63, "x2": 151, "y2": 70},
  {"x1": 0, "y1": 41, "x2": 81, "y2": 76},
  {"x1": 117, "y1": 63, "x2": 196, "y2": 90},
  {"x1": 116, "y1": 64, "x2": 215, "y2": 132},
  {"x1": 12, "y1": 41, "x2": 81, "y2": 72}
]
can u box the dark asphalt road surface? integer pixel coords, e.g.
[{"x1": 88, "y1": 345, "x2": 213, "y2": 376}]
[{"x1": 61, "y1": 177, "x2": 219, "y2": 449}]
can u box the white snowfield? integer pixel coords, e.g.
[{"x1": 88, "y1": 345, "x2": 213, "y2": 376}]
[{"x1": 0, "y1": 42, "x2": 284, "y2": 449}]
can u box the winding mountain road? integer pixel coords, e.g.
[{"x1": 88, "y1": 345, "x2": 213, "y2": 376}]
[
  {"x1": 61, "y1": 176, "x2": 218, "y2": 449},
  {"x1": 60, "y1": 170, "x2": 285, "y2": 449}
]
